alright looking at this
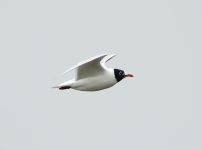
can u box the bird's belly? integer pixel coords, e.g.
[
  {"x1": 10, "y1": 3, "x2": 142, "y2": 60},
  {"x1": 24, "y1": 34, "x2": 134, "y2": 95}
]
[{"x1": 71, "y1": 76, "x2": 117, "y2": 91}]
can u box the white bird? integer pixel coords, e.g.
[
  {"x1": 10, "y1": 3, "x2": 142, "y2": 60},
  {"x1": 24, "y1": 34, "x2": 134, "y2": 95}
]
[{"x1": 52, "y1": 54, "x2": 133, "y2": 91}]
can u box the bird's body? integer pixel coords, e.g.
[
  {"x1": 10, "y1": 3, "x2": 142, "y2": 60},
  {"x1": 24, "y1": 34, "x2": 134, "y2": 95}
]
[{"x1": 53, "y1": 54, "x2": 133, "y2": 91}]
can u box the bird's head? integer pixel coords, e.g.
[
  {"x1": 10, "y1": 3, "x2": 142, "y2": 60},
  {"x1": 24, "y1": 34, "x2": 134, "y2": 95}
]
[{"x1": 114, "y1": 69, "x2": 133, "y2": 82}]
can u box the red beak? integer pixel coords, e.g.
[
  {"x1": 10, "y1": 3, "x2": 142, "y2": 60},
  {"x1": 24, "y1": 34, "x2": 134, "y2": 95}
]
[{"x1": 125, "y1": 74, "x2": 133, "y2": 77}]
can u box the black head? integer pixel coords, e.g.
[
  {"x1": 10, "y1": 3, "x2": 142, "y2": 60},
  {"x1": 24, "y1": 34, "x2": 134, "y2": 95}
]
[
  {"x1": 114, "y1": 69, "x2": 126, "y2": 82},
  {"x1": 114, "y1": 69, "x2": 133, "y2": 82}
]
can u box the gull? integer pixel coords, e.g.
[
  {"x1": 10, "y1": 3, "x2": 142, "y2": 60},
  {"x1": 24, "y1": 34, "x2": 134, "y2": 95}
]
[{"x1": 52, "y1": 54, "x2": 133, "y2": 91}]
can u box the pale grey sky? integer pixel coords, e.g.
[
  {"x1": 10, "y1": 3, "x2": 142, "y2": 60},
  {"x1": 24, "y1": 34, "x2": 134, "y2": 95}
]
[{"x1": 0, "y1": 0, "x2": 202, "y2": 150}]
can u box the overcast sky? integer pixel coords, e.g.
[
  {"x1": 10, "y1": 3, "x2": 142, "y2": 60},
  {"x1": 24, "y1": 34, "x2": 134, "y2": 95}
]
[{"x1": 0, "y1": 0, "x2": 202, "y2": 150}]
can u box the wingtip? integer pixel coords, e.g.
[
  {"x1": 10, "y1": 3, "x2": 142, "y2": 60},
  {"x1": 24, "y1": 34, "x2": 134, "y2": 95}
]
[
  {"x1": 98, "y1": 53, "x2": 108, "y2": 57},
  {"x1": 52, "y1": 86, "x2": 58, "y2": 88},
  {"x1": 52, "y1": 76, "x2": 58, "y2": 80},
  {"x1": 110, "y1": 54, "x2": 116, "y2": 56}
]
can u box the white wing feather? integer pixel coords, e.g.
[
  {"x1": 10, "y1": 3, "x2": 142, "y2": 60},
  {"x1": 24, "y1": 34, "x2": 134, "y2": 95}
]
[
  {"x1": 101, "y1": 54, "x2": 116, "y2": 69},
  {"x1": 54, "y1": 54, "x2": 116, "y2": 80}
]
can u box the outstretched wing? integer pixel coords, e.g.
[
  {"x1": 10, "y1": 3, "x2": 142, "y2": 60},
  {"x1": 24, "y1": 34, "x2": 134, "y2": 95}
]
[
  {"x1": 75, "y1": 54, "x2": 107, "y2": 80},
  {"x1": 100, "y1": 54, "x2": 116, "y2": 70},
  {"x1": 54, "y1": 54, "x2": 116, "y2": 80}
]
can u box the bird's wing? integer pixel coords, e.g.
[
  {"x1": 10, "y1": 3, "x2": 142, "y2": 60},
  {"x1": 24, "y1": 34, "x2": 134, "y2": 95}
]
[
  {"x1": 76, "y1": 54, "x2": 116, "y2": 80},
  {"x1": 54, "y1": 54, "x2": 116, "y2": 80},
  {"x1": 100, "y1": 54, "x2": 116, "y2": 70},
  {"x1": 54, "y1": 54, "x2": 106, "y2": 79}
]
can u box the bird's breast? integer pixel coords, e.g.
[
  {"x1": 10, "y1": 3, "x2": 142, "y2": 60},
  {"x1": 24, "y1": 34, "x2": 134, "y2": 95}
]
[{"x1": 71, "y1": 73, "x2": 117, "y2": 91}]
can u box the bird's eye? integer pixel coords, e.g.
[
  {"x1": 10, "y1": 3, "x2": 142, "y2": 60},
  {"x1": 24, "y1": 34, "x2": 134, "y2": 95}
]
[{"x1": 119, "y1": 71, "x2": 123, "y2": 75}]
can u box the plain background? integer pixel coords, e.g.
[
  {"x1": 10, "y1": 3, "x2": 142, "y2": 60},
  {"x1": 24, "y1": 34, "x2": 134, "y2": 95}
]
[{"x1": 0, "y1": 0, "x2": 202, "y2": 150}]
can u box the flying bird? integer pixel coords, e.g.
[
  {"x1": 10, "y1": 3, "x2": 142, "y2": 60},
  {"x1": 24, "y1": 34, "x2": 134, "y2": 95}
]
[{"x1": 52, "y1": 54, "x2": 133, "y2": 91}]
